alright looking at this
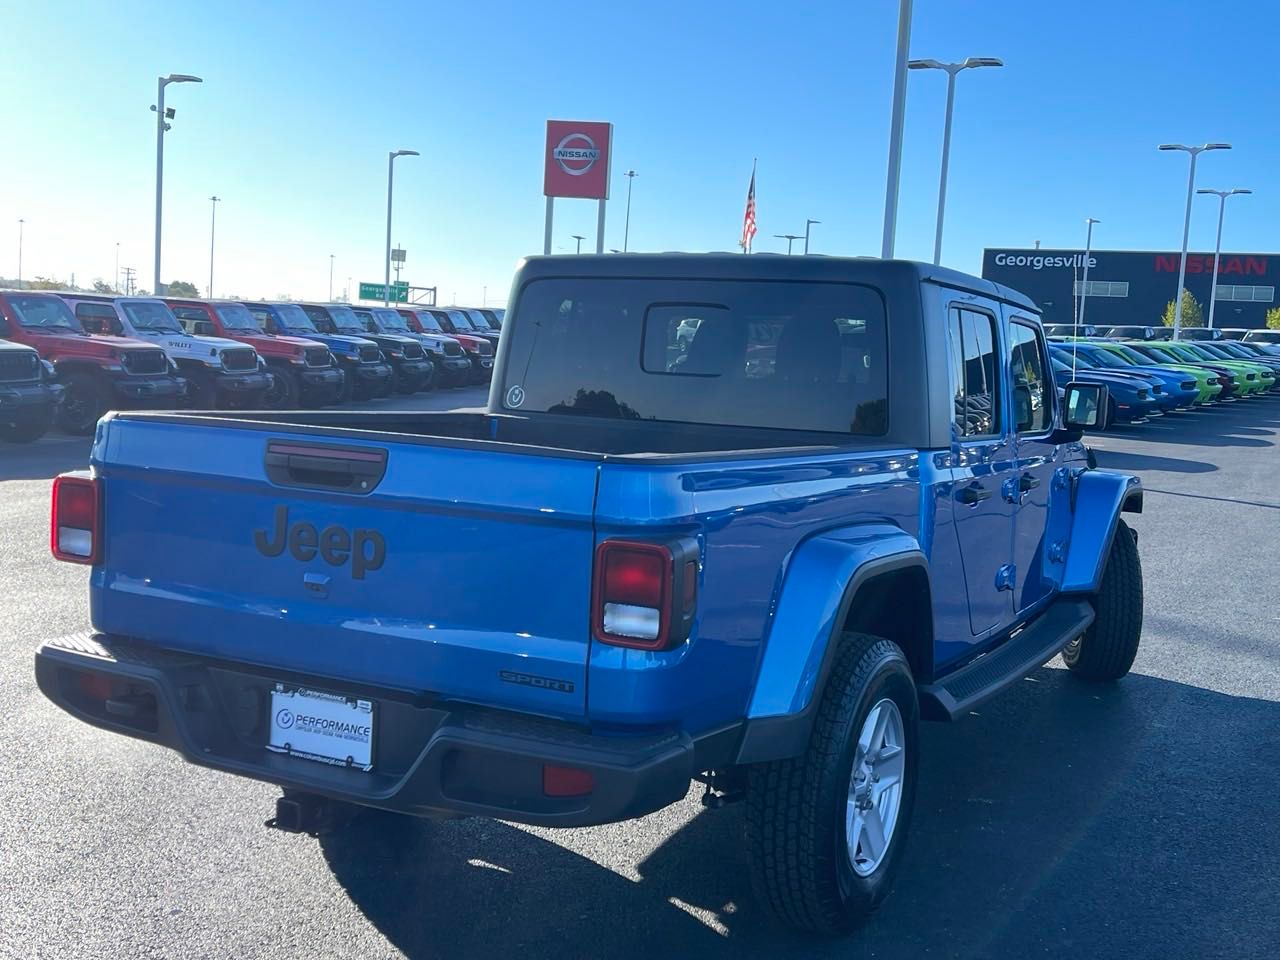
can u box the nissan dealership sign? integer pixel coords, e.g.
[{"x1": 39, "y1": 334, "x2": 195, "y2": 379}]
[{"x1": 544, "y1": 120, "x2": 612, "y2": 200}]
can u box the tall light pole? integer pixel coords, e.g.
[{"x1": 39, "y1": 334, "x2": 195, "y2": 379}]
[
  {"x1": 775, "y1": 234, "x2": 804, "y2": 255},
  {"x1": 622, "y1": 169, "x2": 638, "y2": 252},
  {"x1": 1160, "y1": 142, "x2": 1231, "y2": 339},
  {"x1": 803, "y1": 218, "x2": 821, "y2": 254},
  {"x1": 153, "y1": 73, "x2": 203, "y2": 296},
  {"x1": 17, "y1": 219, "x2": 23, "y2": 289},
  {"x1": 329, "y1": 254, "x2": 335, "y2": 301},
  {"x1": 115, "y1": 242, "x2": 120, "y2": 293},
  {"x1": 385, "y1": 149, "x2": 418, "y2": 306},
  {"x1": 207, "y1": 195, "x2": 220, "y2": 297},
  {"x1": 881, "y1": 0, "x2": 914, "y2": 258},
  {"x1": 908, "y1": 57, "x2": 1003, "y2": 265},
  {"x1": 1197, "y1": 187, "x2": 1252, "y2": 330},
  {"x1": 571, "y1": 234, "x2": 586, "y2": 254},
  {"x1": 1077, "y1": 217, "x2": 1100, "y2": 330}
]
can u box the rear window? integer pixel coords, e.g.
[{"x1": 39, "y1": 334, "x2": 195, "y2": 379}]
[{"x1": 501, "y1": 278, "x2": 888, "y2": 435}]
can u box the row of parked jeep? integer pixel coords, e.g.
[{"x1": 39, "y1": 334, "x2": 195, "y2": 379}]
[
  {"x1": 1042, "y1": 323, "x2": 1280, "y2": 429},
  {"x1": 0, "y1": 290, "x2": 504, "y2": 442}
]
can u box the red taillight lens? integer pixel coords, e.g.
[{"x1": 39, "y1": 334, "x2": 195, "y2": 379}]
[
  {"x1": 542, "y1": 764, "x2": 595, "y2": 797},
  {"x1": 592, "y1": 539, "x2": 698, "y2": 651},
  {"x1": 51, "y1": 473, "x2": 100, "y2": 564}
]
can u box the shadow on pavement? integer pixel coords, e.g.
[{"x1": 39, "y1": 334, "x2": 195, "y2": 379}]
[
  {"x1": 320, "y1": 669, "x2": 1280, "y2": 960},
  {"x1": 1092, "y1": 449, "x2": 1217, "y2": 474},
  {"x1": 0, "y1": 437, "x2": 92, "y2": 481}
]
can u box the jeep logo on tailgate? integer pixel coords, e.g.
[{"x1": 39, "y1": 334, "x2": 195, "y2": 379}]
[{"x1": 254, "y1": 505, "x2": 386, "y2": 580}]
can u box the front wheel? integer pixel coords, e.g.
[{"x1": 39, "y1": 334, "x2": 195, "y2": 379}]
[
  {"x1": 57, "y1": 372, "x2": 107, "y2": 436},
  {"x1": 745, "y1": 632, "x2": 919, "y2": 934},
  {"x1": 1064, "y1": 518, "x2": 1143, "y2": 680},
  {"x1": 263, "y1": 366, "x2": 300, "y2": 409}
]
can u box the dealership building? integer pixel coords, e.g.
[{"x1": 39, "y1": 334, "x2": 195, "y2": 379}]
[{"x1": 981, "y1": 248, "x2": 1277, "y2": 330}]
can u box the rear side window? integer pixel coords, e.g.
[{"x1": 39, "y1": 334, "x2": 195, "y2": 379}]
[
  {"x1": 502, "y1": 278, "x2": 888, "y2": 435},
  {"x1": 947, "y1": 308, "x2": 1002, "y2": 437},
  {"x1": 75, "y1": 303, "x2": 115, "y2": 321}
]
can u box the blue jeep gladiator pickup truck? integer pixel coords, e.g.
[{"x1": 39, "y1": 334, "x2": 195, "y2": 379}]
[{"x1": 36, "y1": 255, "x2": 1142, "y2": 933}]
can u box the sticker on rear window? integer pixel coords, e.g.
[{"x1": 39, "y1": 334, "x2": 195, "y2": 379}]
[{"x1": 505, "y1": 384, "x2": 525, "y2": 408}]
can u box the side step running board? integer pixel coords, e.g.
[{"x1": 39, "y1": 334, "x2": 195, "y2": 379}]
[{"x1": 919, "y1": 599, "x2": 1095, "y2": 721}]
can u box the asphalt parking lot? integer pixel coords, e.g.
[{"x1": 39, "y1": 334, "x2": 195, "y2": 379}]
[{"x1": 3, "y1": 394, "x2": 1278, "y2": 960}]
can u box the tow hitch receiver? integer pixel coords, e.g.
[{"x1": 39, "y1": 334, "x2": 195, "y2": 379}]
[{"x1": 265, "y1": 791, "x2": 357, "y2": 837}]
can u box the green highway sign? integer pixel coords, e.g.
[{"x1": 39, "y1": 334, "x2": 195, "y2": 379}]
[{"x1": 358, "y1": 281, "x2": 409, "y2": 302}]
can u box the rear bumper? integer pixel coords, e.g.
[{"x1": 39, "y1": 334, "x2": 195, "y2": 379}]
[
  {"x1": 35, "y1": 633, "x2": 708, "y2": 828},
  {"x1": 0, "y1": 381, "x2": 62, "y2": 409}
]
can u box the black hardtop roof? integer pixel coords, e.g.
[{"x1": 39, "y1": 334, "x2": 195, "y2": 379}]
[{"x1": 512, "y1": 253, "x2": 1039, "y2": 313}]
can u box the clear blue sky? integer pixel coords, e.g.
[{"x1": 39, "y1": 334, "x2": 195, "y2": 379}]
[{"x1": 3, "y1": 0, "x2": 1277, "y2": 304}]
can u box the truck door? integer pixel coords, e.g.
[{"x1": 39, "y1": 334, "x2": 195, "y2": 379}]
[
  {"x1": 946, "y1": 305, "x2": 1016, "y2": 636},
  {"x1": 1007, "y1": 317, "x2": 1058, "y2": 614}
]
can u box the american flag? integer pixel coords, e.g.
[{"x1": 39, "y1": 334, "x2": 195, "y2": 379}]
[{"x1": 740, "y1": 162, "x2": 757, "y2": 253}]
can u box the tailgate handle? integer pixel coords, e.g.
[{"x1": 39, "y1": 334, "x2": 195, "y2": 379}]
[{"x1": 265, "y1": 440, "x2": 388, "y2": 493}]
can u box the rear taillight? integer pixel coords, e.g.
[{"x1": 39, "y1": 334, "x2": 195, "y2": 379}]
[
  {"x1": 51, "y1": 473, "x2": 100, "y2": 564},
  {"x1": 592, "y1": 539, "x2": 699, "y2": 650}
]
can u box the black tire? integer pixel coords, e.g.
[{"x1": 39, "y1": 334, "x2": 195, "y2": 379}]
[
  {"x1": 337, "y1": 364, "x2": 357, "y2": 404},
  {"x1": 57, "y1": 371, "x2": 107, "y2": 436},
  {"x1": 264, "y1": 365, "x2": 300, "y2": 409},
  {"x1": 417, "y1": 360, "x2": 437, "y2": 393},
  {"x1": 185, "y1": 369, "x2": 217, "y2": 409},
  {"x1": 1063, "y1": 519, "x2": 1143, "y2": 680},
  {"x1": 745, "y1": 632, "x2": 919, "y2": 934},
  {"x1": 0, "y1": 404, "x2": 54, "y2": 443},
  {"x1": 393, "y1": 366, "x2": 417, "y2": 395}
]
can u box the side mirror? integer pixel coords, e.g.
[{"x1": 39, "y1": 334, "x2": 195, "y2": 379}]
[
  {"x1": 1063, "y1": 381, "x2": 1107, "y2": 430},
  {"x1": 1014, "y1": 383, "x2": 1033, "y2": 433}
]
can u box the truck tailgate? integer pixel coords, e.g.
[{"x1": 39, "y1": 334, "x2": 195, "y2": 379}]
[{"x1": 89, "y1": 418, "x2": 599, "y2": 720}]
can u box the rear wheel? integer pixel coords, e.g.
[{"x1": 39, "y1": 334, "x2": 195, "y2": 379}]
[
  {"x1": 264, "y1": 365, "x2": 300, "y2": 409},
  {"x1": 0, "y1": 405, "x2": 54, "y2": 443},
  {"x1": 745, "y1": 632, "x2": 919, "y2": 933},
  {"x1": 57, "y1": 372, "x2": 107, "y2": 436},
  {"x1": 1064, "y1": 519, "x2": 1143, "y2": 680}
]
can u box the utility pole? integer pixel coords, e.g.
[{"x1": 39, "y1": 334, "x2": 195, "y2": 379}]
[
  {"x1": 208, "y1": 195, "x2": 220, "y2": 298},
  {"x1": 329, "y1": 254, "x2": 335, "y2": 301},
  {"x1": 17, "y1": 218, "x2": 24, "y2": 289}
]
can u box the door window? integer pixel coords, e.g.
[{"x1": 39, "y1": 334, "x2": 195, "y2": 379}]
[
  {"x1": 947, "y1": 308, "x2": 1002, "y2": 437},
  {"x1": 1009, "y1": 321, "x2": 1051, "y2": 434}
]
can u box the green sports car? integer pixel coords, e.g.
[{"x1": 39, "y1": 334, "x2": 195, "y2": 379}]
[
  {"x1": 1080, "y1": 340, "x2": 1223, "y2": 404},
  {"x1": 1157, "y1": 341, "x2": 1274, "y2": 396}
]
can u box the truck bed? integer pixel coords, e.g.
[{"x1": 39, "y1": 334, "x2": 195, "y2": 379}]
[{"x1": 120, "y1": 409, "x2": 889, "y2": 460}]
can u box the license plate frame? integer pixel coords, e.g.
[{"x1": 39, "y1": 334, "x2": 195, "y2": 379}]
[{"x1": 266, "y1": 684, "x2": 375, "y2": 772}]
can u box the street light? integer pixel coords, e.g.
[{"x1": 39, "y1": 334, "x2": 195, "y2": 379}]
[
  {"x1": 385, "y1": 149, "x2": 418, "y2": 306},
  {"x1": 804, "y1": 219, "x2": 821, "y2": 254},
  {"x1": 622, "y1": 170, "x2": 639, "y2": 252},
  {"x1": 1197, "y1": 187, "x2": 1252, "y2": 329},
  {"x1": 152, "y1": 73, "x2": 202, "y2": 295},
  {"x1": 1077, "y1": 217, "x2": 1100, "y2": 330},
  {"x1": 17, "y1": 218, "x2": 23, "y2": 289},
  {"x1": 571, "y1": 234, "x2": 586, "y2": 254},
  {"x1": 1159, "y1": 142, "x2": 1231, "y2": 339},
  {"x1": 329, "y1": 254, "x2": 335, "y2": 301},
  {"x1": 908, "y1": 56, "x2": 1003, "y2": 265},
  {"x1": 115, "y1": 242, "x2": 120, "y2": 293},
  {"x1": 774, "y1": 234, "x2": 804, "y2": 255},
  {"x1": 207, "y1": 196, "x2": 220, "y2": 298}
]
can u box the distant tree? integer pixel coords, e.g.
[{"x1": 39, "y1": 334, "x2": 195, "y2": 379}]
[
  {"x1": 1161, "y1": 289, "x2": 1203, "y2": 327},
  {"x1": 1266, "y1": 306, "x2": 1280, "y2": 330},
  {"x1": 27, "y1": 276, "x2": 65, "y2": 291},
  {"x1": 166, "y1": 280, "x2": 200, "y2": 297},
  {"x1": 92, "y1": 279, "x2": 114, "y2": 294}
]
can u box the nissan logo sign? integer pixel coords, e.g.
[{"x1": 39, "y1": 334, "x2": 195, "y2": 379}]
[{"x1": 553, "y1": 133, "x2": 600, "y2": 176}]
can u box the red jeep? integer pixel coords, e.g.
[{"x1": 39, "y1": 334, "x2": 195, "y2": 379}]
[
  {"x1": 0, "y1": 290, "x2": 185, "y2": 435},
  {"x1": 164, "y1": 299, "x2": 344, "y2": 408}
]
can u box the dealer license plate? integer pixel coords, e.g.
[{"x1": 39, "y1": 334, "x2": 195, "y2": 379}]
[{"x1": 266, "y1": 685, "x2": 374, "y2": 771}]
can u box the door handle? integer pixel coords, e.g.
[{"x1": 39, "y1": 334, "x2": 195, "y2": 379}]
[
  {"x1": 957, "y1": 483, "x2": 991, "y2": 505},
  {"x1": 1018, "y1": 473, "x2": 1041, "y2": 493}
]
